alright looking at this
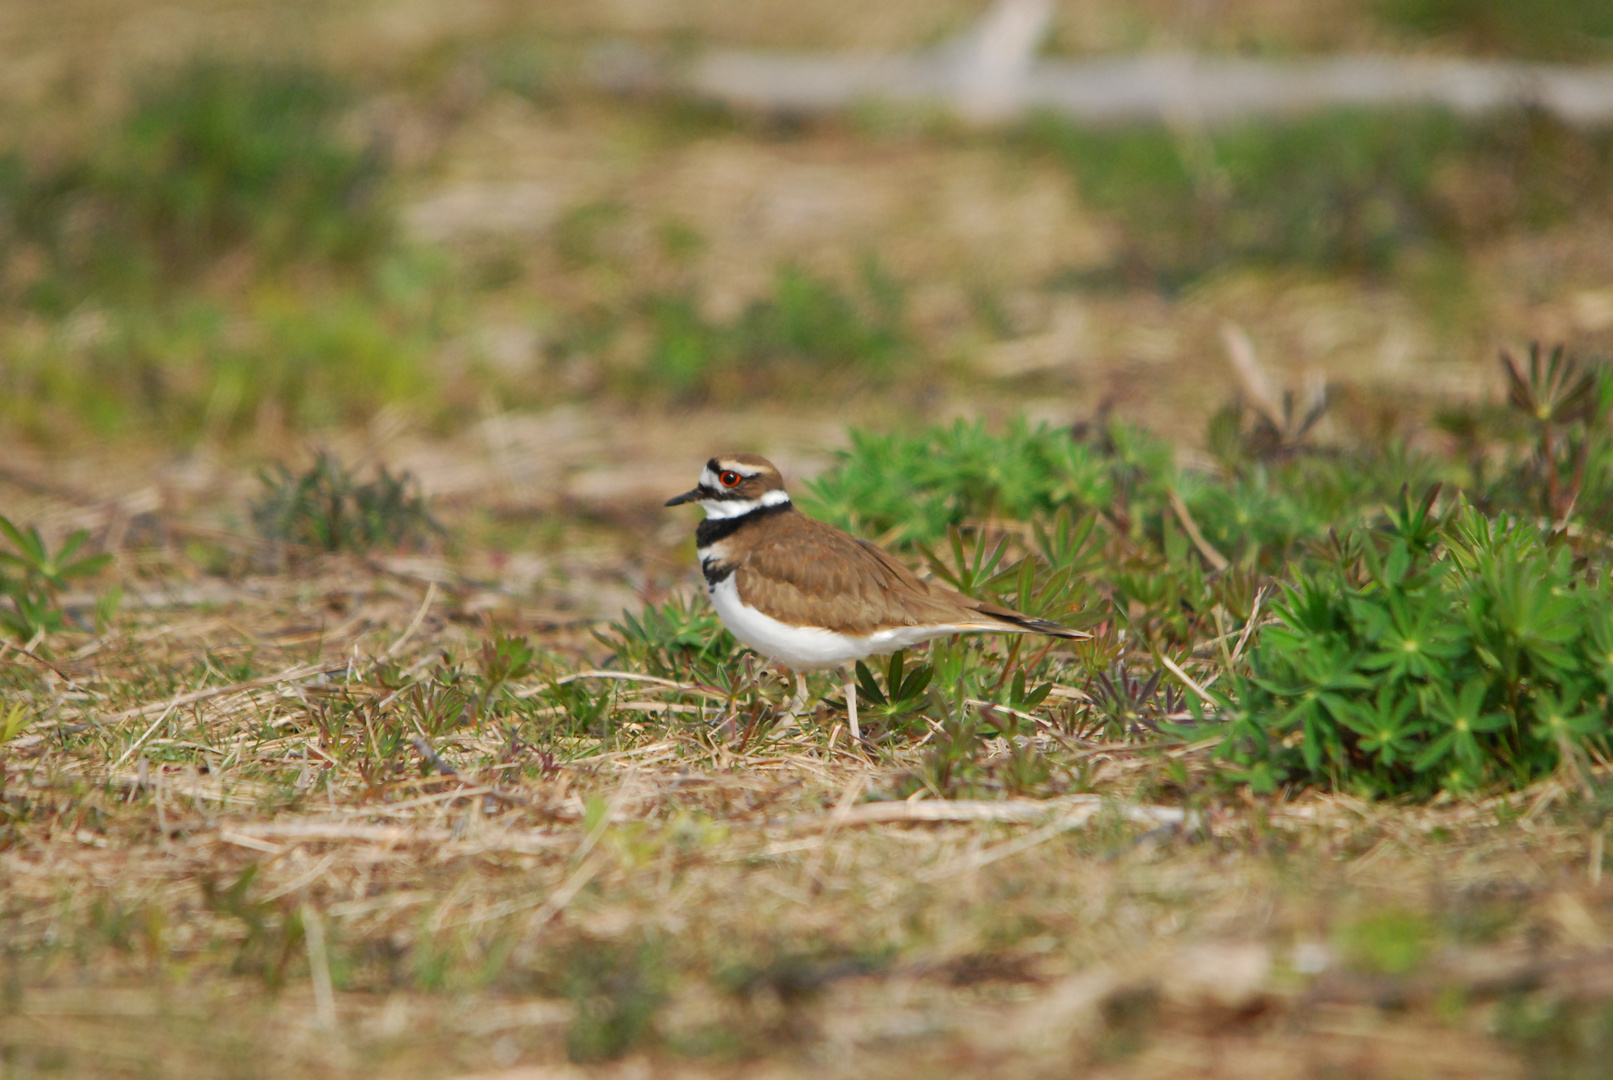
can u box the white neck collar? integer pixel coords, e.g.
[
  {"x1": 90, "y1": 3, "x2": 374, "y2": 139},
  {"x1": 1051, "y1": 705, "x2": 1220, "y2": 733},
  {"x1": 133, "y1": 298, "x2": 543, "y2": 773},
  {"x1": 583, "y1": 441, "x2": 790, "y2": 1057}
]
[{"x1": 699, "y1": 488, "x2": 791, "y2": 519}]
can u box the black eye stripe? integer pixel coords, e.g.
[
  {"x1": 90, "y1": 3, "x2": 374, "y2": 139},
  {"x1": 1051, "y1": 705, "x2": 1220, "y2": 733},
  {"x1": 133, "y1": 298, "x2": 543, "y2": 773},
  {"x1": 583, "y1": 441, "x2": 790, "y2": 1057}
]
[{"x1": 699, "y1": 483, "x2": 762, "y2": 501}]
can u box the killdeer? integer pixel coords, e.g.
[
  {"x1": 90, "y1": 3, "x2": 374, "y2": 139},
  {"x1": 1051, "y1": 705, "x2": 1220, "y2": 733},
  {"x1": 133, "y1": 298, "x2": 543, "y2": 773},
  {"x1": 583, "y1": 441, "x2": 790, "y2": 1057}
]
[{"x1": 665, "y1": 453, "x2": 1085, "y2": 741}]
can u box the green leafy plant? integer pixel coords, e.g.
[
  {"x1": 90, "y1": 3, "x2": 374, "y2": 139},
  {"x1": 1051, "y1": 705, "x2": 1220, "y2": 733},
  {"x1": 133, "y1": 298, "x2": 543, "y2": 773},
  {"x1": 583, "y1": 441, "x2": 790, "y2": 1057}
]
[
  {"x1": 0, "y1": 515, "x2": 113, "y2": 643},
  {"x1": 0, "y1": 703, "x2": 32, "y2": 744},
  {"x1": 903, "y1": 706, "x2": 985, "y2": 799},
  {"x1": 847, "y1": 650, "x2": 935, "y2": 736},
  {"x1": 600, "y1": 595, "x2": 736, "y2": 684},
  {"x1": 1084, "y1": 665, "x2": 1185, "y2": 739},
  {"x1": 1196, "y1": 488, "x2": 1613, "y2": 797},
  {"x1": 803, "y1": 414, "x2": 1416, "y2": 569},
  {"x1": 542, "y1": 678, "x2": 618, "y2": 740},
  {"x1": 401, "y1": 677, "x2": 474, "y2": 741},
  {"x1": 251, "y1": 451, "x2": 443, "y2": 554},
  {"x1": 471, "y1": 629, "x2": 539, "y2": 726},
  {"x1": 805, "y1": 418, "x2": 1135, "y2": 546},
  {"x1": 804, "y1": 342, "x2": 1613, "y2": 798},
  {"x1": 1481, "y1": 343, "x2": 1612, "y2": 527}
]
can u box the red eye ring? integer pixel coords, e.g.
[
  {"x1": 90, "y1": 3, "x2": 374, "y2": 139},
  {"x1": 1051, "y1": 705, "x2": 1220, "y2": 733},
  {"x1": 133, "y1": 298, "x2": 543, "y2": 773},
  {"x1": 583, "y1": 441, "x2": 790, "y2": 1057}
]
[{"x1": 719, "y1": 470, "x2": 741, "y2": 488}]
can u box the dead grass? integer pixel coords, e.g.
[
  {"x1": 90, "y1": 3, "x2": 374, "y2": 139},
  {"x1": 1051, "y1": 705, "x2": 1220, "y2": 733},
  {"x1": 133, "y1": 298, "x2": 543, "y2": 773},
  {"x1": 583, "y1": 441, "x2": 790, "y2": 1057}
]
[{"x1": 4, "y1": 463, "x2": 1613, "y2": 1080}]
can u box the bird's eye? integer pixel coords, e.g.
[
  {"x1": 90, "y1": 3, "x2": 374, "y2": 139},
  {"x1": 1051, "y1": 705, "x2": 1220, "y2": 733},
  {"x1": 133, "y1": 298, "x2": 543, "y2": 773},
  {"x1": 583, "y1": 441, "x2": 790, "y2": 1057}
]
[{"x1": 719, "y1": 470, "x2": 741, "y2": 488}]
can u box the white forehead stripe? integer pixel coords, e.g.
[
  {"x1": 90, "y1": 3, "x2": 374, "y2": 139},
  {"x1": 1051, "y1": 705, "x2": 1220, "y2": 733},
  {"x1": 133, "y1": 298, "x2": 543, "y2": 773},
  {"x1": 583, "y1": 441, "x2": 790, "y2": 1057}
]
[
  {"x1": 701, "y1": 462, "x2": 766, "y2": 491},
  {"x1": 707, "y1": 461, "x2": 761, "y2": 480}
]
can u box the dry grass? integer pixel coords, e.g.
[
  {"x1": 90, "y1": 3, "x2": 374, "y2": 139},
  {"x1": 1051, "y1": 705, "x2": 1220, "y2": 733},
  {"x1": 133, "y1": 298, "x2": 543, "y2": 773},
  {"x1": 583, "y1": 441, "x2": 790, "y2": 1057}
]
[{"x1": 5, "y1": 466, "x2": 1613, "y2": 1080}]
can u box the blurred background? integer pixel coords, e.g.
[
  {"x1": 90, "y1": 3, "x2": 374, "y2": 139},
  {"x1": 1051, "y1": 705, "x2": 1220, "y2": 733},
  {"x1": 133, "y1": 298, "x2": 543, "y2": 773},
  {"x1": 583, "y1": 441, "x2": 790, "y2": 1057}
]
[{"x1": 1, "y1": 0, "x2": 1611, "y2": 509}]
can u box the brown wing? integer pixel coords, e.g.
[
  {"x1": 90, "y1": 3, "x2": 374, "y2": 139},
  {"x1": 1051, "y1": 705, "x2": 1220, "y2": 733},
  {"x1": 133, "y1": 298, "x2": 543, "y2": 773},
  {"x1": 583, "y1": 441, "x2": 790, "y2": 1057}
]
[
  {"x1": 733, "y1": 512, "x2": 1079, "y2": 638},
  {"x1": 850, "y1": 534, "x2": 1086, "y2": 638}
]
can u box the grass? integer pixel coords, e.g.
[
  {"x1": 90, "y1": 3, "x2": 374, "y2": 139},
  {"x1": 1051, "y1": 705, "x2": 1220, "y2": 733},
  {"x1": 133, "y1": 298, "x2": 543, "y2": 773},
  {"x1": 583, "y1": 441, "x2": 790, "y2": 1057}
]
[
  {"x1": 1020, "y1": 106, "x2": 1613, "y2": 287},
  {"x1": 9, "y1": 57, "x2": 1613, "y2": 445},
  {"x1": 7, "y1": 26, "x2": 1613, "y2": 1078},
  {"x1": 0, "y1": 58, "x2": 915, "y2": 440},
  {"x1": 0, "y1": 61, "x2": 467, "y2": 444},
  {"x1": 4, "y1": 538, "x2": 1613, "y2": 1077},
  {"x1": 8, "y1": 61, "x2": 389, "y2": 301},
  {"x1": 801, "y1": 343, "x2": 1613, "y2": 799},
  {"x1": 1377, "y1": 0, "x2": 1613, "y2": 61},
  {"x1": 616, "y1": 260, "x2": 913, "y2": 404},
  {"x1": 7, "y1": 338, "x2": 1613, "y2": 1075}
]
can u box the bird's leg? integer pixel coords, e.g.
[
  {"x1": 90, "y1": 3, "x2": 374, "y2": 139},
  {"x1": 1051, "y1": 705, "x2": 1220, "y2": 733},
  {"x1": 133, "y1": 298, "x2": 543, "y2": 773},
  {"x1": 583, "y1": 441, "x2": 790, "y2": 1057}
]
[
  {"x1": 842, "y1": 666, "x2": 861, "y2": 743},
  {"x1": 774, "y1": 670, "x2": 809, "y2": 735}
]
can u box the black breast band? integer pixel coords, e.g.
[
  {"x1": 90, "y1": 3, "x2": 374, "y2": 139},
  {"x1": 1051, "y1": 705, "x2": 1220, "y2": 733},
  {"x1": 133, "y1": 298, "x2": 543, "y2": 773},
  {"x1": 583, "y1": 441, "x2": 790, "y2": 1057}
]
[
  {"x1": 694, "y1": 500, "x2": 791, "y2": 548},
  {"x1": 701, "y1": 558, "x2": 734, "y2": 587}
]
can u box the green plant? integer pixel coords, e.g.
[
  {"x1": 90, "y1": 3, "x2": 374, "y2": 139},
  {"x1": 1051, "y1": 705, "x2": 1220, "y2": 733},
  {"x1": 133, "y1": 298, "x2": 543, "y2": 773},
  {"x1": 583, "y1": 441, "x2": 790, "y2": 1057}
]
[
  {"x1": 559, "y1": 939, "x2": 666, "y2": 1063},
  {"x1": 251, "y1": 451, "x2": 443, "y2": 553},
  {"x1": 0, "y1": 515, "x2": 113, "y2": 643},
  {"x1": 1085, "y1": 665, "x2": 1185, "y2": 739},
  {"x1": 904, "y1": 704, "x2": 986, "y2": 799},
  {"x1": 806, "y1": 418, "x2": 1136, "y2": 546},
  {"x1": 0, "y1": 62, "x2": 453, "y2": 444},
  {"x1": 631, "y1": 261, "x2": 910, "y2": 403},
  {"x1": 804, "y1": 343, "x2": 1613, "y2": 798},
  {"x1": 543, "y1": 678, "x2": 618, "y2": 740},
  {"x1": 1021, "y1": 107, "x2": 1613, "y2": 283},
  {"x1": 601, "y1": 594, "x2": 736, "y2": 684},
  {"x1": 1377, "y1": 0, "x2": 1613, "y2": 61},
  {"x1": 0, "y1": 703, "x2": 31, "y2": 744},
  {"x1": 847, "y1": 650, "x2": 934, "y2": 737},
  {"x1": 805, "y1": 415, "x2": 1426, "y2": 576},
  {"x1": 401, "y1": 677, "x2": 475, "y2": 741},
  {"x1": 473, "y1": 629, "x2": 539, "y2": 724},
  {"x1": 1196, "y1": 488, "x2": 1613, "y2": 797},
  {"x1": 1479, "y1": 343, "x2": 1613, "y2": 527},
  {"x1": 197, "y1": 864, "x2": 305, "y2": 990},
  {"x1": 5, "y1": 61, "x2": 389, "y2": 310}
]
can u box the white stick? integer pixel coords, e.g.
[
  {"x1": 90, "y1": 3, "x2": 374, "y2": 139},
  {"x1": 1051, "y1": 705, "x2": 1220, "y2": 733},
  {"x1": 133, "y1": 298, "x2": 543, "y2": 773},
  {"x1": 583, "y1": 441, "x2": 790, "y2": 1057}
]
[
  {"x1": 1159, "y1": 654, "x2": 1216, "y2": 707},
  {"x1": 385, "y1": 581, "x2": 436, "y2": 658}
]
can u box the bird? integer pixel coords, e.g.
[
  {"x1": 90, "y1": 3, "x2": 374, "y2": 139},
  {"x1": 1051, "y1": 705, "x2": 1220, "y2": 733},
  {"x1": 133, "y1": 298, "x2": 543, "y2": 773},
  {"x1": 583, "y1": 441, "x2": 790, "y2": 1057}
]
[{"x1": 664, "y1": 453, "x2": 1086, "y2": 741}]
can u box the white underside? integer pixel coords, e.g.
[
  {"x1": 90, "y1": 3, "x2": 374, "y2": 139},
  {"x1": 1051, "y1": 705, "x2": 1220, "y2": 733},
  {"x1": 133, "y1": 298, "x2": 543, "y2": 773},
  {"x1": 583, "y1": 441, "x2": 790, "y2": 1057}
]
[{"x1": 707, "y1": 574, "x2": 974, "y2": 670}]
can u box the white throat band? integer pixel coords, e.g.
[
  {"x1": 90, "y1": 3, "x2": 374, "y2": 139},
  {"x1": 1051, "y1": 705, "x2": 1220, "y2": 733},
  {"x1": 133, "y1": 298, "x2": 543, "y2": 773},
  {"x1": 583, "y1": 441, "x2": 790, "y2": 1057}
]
[{"x1": 699, "y1": 488, "x2": 791, "y2": 519}]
